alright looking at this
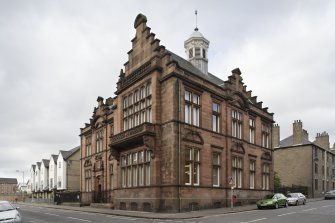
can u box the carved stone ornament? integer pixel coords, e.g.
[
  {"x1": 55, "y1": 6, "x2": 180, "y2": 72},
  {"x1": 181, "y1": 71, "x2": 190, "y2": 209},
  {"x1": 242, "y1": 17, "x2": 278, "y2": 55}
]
[
  {"x1": 183, "y1": 130, "x2": 204, "y2": 145},
  {"x1": 95, "y1": 154, "x2": 102, "y2": 161},
  {"x1": 231, "y1": 142, "x2": 245, "y2": 154},
  {"x1": 261, "y1": 151, "x2": 272, "y2": 161},
  {"x1": 84, "y1": 159, "x2": 92, "y2": 167},
  {"x1": 109, "y1": 147, "x2": 120, "y2": 163}
]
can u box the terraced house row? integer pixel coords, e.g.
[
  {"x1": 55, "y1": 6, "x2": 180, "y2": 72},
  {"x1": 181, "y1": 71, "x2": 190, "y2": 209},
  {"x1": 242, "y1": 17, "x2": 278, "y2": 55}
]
[
  {"x1": 29, "y1": 146, "x2": 80, "y2": 202},
  {"x1": 79, "y1": 14, "x2": 274, "y2": 212}
]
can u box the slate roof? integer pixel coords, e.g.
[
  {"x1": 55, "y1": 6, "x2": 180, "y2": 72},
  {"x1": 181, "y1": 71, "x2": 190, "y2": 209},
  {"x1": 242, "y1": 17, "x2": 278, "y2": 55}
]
[
  {"x1": 278, "y1": 135, "x2": 314, "y2": 148},
  {"x1": 51, "y1": 155, "x2": 58, "y2": 164},
  {"x1": 0, "y1": 178, "x2": 18, "y2": 184},
  {"x1": 36, "y1": 162, "x2": 41, "y2": 169},
  {"x1": 42, "y1": 159, "x2": 50, "y2": 167},
  {"x1": 168, "y1": 51, "x2": 225, "y2": 88},
  {"x1": 31, "y1": 164, "x2": 36, "y2": 171},
  {"x1": 60, "y1": 146, "x2": 80, "y2": 160}
]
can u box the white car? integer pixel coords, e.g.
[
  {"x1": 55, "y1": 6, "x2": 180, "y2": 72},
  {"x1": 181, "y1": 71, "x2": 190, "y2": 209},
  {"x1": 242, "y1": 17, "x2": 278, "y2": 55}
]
[
  {"x1": 0, "y1": 200, "x2": 23, "y2": 223},
  {"x1": 286, "y1": 193, "x2": 306, "y2": 206}
]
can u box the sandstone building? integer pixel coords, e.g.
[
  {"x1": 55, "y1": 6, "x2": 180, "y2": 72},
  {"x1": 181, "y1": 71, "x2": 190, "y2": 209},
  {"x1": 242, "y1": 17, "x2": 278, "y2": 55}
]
[
  {"x1": 80, "y1": 14, "x2": 274, "y2": 212},
  {"x1": 273, "y1": 120, "x2": 335, "y2": 198}
]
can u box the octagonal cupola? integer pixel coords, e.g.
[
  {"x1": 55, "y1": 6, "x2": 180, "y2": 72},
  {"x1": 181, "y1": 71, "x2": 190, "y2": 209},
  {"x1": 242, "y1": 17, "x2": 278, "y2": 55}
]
[{"x1": 184, "y1": 22, "x2": 210, "y2": 75}]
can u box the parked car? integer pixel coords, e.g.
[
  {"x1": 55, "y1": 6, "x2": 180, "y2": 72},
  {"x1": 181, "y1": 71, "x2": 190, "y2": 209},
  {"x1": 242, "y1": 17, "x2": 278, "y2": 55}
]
[
  {"x1": 257, "y1": 193, "x2": 288, "y2": 209},
  {"x1": 0, "y1": 200, "x2": 22, "y2": 223},
  {"x1": 286, "y1": 192, "x2": 306, "y2": 205},
  {"x1": 324, "y1": 190, "x2": 335, "y2": 200}
]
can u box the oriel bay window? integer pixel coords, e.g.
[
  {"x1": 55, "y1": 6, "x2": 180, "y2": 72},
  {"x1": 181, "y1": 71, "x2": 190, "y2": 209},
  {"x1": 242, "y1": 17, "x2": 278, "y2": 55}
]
[
  {"x1": 185, "y1": 90, "x2": 200, "y2": 126},
  {"x1": 121, "y1": 150, "x2": 151, "y2": 188},
  {"x1": 185, "y1": 147, "x2": 200, "y2": 186},
  {"x1": 262, "y1": 163, "x2": 270, "y2": 190},
  {"x1": 123, "y1": 82, "x2": 152, "y2": 131},
  {"x1": 232, "y1": 110, "x2": 242, "y2": 139},
  {"x1": 232, "y1": 156, "x2": 243, "y2": 188},
  {"x1": 212, "y1": 102, "x2": 220, "y2": 133}
]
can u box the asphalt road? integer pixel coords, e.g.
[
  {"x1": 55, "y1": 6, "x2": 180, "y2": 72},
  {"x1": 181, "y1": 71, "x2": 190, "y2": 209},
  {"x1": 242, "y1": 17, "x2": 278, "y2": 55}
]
[
  {"x1": 200, "y1": 200, "x2": 335, "y2": 223},
  {"x1": 16, "y1": 200, "x2": 334, "y2": 223}
]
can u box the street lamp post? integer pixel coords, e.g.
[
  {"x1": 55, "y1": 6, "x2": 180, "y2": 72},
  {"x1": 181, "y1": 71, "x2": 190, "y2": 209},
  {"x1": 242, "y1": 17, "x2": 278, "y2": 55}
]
[
  {"x1": 16, "y1": 170, "x2": 25, "y2": 202},
  {"x1": 16, "y1": 170, "x2": 25, "y2": 185}
]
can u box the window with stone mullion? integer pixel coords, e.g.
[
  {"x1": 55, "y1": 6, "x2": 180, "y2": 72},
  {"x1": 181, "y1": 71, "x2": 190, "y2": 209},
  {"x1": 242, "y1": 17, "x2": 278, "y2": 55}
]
[
  {"x1": 185, "y1": 90, "x2": 200, "y2": 127},
  {"x1": 212, "y1": 102, "x2": 220, "y2": 133},
  {"x1": 232, "y1": 156, "x2": 243, "y2": 188},
  {"x1": 232, "y1": 110, "x2": 242, "y2": 139},
  {"x1": 212, "y1": 152, "x2": 220, "y2": 186},
  {"x1": 123, "y1": 82, "x2": 152, "y2": 131},
  {"x1": 262, "y1": 163, "x2": 270, "y2": 190},
  {"x1": 185, "y1": 147, "x2": 200, "y2": 186},
  {"x1": 249, "y1": 160, "x2": 255, "y2": 189}
]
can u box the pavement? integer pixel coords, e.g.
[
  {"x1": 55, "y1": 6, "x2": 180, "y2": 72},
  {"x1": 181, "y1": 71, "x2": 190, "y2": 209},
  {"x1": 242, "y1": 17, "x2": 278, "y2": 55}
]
[{"x1": 17, "y1": 198, "x2": 324, "y2": 220}]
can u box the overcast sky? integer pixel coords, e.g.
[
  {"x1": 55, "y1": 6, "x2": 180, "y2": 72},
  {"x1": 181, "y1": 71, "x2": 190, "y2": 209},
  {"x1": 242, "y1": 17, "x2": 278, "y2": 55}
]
[{"x1": 1, "y1": 0, "x2": 335, "y2": 182}]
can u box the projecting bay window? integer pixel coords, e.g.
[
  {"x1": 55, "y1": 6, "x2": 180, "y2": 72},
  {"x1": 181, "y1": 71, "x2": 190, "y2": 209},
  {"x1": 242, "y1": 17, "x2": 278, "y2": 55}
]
[
  {"x1": 96, "y1": 130, "x2": 103, "y2": 153},
  {"x1": 212, "y1": 102, "x2": 220, "y2": 133},
  {"x1": 212, "y1": 152, "x2": 221, "y2": 187},
  {"x1": 123, "y1": 82, "x2": 152, "y2": 131},
  {"x1": 121, "y1": 150, "x2": 151, "y2": 188},
  {"x1": 232, "y1": 157, "x2": 243, "y2": 188},
  {"x1": 262, "y1": 163, "x2": 270, "y2": 190},
  {"x1": 85, "y1": 136, "x2": 92, "y2": 156},
  {"x1": 249, "y1": 160, "x2": 256, "y2": 189},
  {"x1": 232, "y1": 110, "x2": 242, "y2": 139},
  {"x1": 185, "y1": 147, "x2": 200, "y2": 186},
  {"x1": 185, "y1": 90, "x2": 200, "y2": 127},
  {"x1": 262, "y1": 124, "x2": 270, "y2": 148},
  {"x1": 249, "y1": 119, "x2": 255, "y2": 143}
]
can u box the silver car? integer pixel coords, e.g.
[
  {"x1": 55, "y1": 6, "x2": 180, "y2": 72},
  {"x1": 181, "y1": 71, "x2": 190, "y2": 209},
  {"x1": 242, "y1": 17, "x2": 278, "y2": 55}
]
[
  {"x1": 325, "y1": 190, "x2": 335, "y2": 200},
  {"x1": 0, "y1": 200, "x2": 23, "y2": 223},
  {"x1": 286, "y1": 193, "x2": 306, "y2": 205}
]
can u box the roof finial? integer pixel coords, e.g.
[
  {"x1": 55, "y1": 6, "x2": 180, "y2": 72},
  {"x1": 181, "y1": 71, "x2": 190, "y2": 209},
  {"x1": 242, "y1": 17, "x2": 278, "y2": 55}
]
[{"x1": 194, "y1": 10, "x2": 198, "y2": 31}]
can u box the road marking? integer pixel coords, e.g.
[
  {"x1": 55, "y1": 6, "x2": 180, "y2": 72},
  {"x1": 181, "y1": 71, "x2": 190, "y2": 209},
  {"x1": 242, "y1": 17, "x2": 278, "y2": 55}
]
[
  {"x1": 44, "y1": 212, "x2": 60, "y2": 216},
  {"x1": 322, "y1": 205, "x2": 334, "y2": 208},
  {"x1": 67, "y1": 217, "x2": 92, "y2": 222},
  {"x1": 240, "y1": 218, "x2": 267, "y2": 223},
  {"x1": 302, "y1": 208, "x2": 317, "y2": 212},
  {"x1": 278, "y1": 212, "x2": 296, "y2": 217},
  {"x1": 203, "y1": 210, "x2": 257, "y2": 218}
]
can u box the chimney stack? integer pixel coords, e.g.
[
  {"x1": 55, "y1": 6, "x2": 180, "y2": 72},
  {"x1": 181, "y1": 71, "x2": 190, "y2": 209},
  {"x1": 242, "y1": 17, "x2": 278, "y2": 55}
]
[
  {"x1": 272, "y1": 124, "x2": 280, "y2": 148},
  {"x1": 293, "y1": 120, "x2": 303, "y2": 145},
  {"x1": 314, "y1": 131, "x2": 330, "y2": 150}
]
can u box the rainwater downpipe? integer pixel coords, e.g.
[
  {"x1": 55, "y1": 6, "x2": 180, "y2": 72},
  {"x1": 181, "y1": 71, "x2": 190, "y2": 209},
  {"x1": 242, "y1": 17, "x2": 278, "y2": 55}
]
[{"x1": 177, "y1": 79, "x2": 181, "y2": 212}]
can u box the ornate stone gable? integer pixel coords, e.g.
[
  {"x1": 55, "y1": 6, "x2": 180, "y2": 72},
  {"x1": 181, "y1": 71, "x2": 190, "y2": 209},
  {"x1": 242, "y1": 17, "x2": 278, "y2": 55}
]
[
  {"x1": 224, "y1": 68, "x2": 272, "y2": 114},
  {"x1": 124, "y1": 14, "x2": 163, "y2": 77}
]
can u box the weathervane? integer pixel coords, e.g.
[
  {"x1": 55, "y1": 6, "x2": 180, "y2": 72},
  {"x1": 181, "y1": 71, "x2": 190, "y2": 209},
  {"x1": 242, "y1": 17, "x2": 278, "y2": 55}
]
[{"x1": 195, "y1": 10, "x2": 198, "y2": 31}]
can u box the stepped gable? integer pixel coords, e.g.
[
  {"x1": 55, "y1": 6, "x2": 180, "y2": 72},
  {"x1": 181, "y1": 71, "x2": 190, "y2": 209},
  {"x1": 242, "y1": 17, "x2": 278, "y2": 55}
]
[
  {"x1": 223, "y1": 68, "x2": 272, "y2": 114},
  {"x1": 116, "y1": 13, "x2": 165, "y2": 94}
]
